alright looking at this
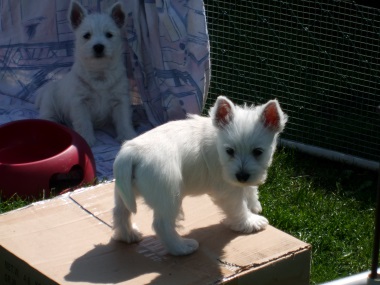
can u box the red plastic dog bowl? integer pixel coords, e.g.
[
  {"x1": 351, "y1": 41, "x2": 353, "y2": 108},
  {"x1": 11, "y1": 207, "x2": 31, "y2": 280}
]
[{"x1": 0, "y1": 119, "x2": 96, "y2": 198}]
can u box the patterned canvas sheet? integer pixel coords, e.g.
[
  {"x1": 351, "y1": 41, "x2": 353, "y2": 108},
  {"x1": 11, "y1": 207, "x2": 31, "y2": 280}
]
[{"x1": 0, "y1": 0, "x2": 210, "y2": 180}]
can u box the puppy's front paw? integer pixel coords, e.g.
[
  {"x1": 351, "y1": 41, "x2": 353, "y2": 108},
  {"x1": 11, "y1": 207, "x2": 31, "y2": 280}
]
[
  {"x1": 227, "y1": 214, "x2": 269, "y2": 234},
  {"x1": 167, "y1": 238, "x2": 199, "y2": 256},
  {"x1": 75, "y1": 128, "x2": 96, "y2": 146}
]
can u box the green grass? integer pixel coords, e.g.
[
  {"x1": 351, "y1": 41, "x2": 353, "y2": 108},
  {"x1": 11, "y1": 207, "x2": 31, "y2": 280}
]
[
  {"x1": 261, "y1": 149, "x2": 377, "y2": 284},
  {"x1": 0, "y1": 149, "x2": 378, "y2": 284},
  {"x1": 0, "y1": 194, "x2": 34, "y2": 214}
]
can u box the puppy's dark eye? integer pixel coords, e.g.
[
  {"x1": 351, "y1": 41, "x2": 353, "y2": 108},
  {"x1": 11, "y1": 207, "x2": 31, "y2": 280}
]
[
  {"x1": 105, "y1": 32, "x2": 113, "y2": 38},
  {"x1": 83, "y1": 32, "x2": 91, "y2": 39},
  {"x1": 226, "y1": 147, "x2": 235, "y2": 157},
  {"x1": 252, "y1": 148, "x2": 264, "y2": 157}
]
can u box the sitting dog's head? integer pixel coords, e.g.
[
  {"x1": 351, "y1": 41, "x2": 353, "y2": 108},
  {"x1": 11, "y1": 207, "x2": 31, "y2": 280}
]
[
  {"x1": 210, "y1": 96, "x2": 287, "y2": 187},
  {"x1": 69, "y1": 1, "x2": 125, "y2": 68}
]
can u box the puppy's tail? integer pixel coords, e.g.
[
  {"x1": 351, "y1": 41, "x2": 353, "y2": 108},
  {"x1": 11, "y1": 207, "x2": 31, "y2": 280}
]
[{"x1": 114, "y1": 148, "x2": 137, "y2": 213}]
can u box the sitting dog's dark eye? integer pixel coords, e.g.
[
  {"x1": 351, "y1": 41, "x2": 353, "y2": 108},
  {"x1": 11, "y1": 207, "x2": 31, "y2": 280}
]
[
  {"x1": 252, "y1": 148, "x2": 263, "y2": 157},
  {"x1": 105, "y1": 32, "x2": 113, "y2": 38},
  {"x1": 226, "y1": 147, "x2": 235, "y2": 157},
  {"x1": 83, "y1": 32, "x2": 91, "y2": 39}
]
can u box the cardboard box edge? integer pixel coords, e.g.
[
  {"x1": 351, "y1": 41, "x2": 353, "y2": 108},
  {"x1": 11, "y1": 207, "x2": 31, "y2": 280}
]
[
  {"x1": 0, "y1": 245, "x2": 59, "y2": 285},
  {"x1": 219, "y1": 245, "x2": 312, "y2": 285}
]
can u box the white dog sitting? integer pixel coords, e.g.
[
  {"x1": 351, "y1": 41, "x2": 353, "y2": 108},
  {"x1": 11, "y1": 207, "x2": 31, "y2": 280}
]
[
  {"x1": 36, "y1": 0, "x2": 135, "y2": 146},
  {"x1": 113, "y1": 96, "x2": 287, "y2": 256}
]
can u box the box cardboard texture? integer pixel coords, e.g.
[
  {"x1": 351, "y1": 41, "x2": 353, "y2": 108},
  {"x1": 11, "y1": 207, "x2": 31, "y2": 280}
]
[{"x1": 0, "y1": 182, "x2": 311, "y2": 285}]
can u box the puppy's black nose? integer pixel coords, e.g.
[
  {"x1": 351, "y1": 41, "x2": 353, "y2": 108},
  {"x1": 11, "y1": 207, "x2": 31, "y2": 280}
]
[
  {"x1": 236, "y1": 171, "x2": 250, "y2": 182},
  {"x1": 93, "y1": 44, "x2": 104, "y2": 57}
]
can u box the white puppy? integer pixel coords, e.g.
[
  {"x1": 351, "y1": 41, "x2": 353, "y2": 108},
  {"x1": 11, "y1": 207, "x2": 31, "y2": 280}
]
[
  {"x1": 36, "y1": 1, "x2": 135, "y2": 146},
  {"x1": 113, "y1": 96, "x2": 287, "y2": 256}
]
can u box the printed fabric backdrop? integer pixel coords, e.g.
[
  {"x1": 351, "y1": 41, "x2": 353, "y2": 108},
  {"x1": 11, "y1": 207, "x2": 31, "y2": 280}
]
[{"x1": 0, "y1": 0, "x2": 211, "y2": 179}]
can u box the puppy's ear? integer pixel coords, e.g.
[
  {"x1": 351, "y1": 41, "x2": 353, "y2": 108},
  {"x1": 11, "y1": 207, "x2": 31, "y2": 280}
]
[
  {"x1": 260, "y1": 100, "x2": 287, "y2": 132},
  {"x1": 210, "y1": 96, "x2": 235, "y2": 129},
  {"x1": 110, "y1": 2, "x2": 125, "y2": 29},
  {"x1": 70, "y1": 1, "x2": 87, "y2": 30}
]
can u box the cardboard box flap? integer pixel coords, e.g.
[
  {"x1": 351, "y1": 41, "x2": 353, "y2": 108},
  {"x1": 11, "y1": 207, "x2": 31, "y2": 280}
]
[
  {"x1": 0, "y1": 194, "x2": 113, "y2": 284},
  {"x1": 69, "y1": 182, "x2": 310, "y2": 283},
  {"x1": 1, "y1": 182, "x2": 311, "y2": 284}
]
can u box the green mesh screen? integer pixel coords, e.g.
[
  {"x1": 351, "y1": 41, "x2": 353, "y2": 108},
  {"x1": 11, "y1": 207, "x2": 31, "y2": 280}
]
[{"x1": 204, "y1": 0, "x2": 380, "y2": 163}]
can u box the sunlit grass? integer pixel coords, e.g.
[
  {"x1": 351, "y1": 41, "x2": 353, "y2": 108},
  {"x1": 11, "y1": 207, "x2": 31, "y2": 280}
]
[
  {"x1": 261, "y1": 149, "x2": 377, "y2": 284},
  {"x1": 0, "y1": 193, "x2": 34, "y2": 214}
]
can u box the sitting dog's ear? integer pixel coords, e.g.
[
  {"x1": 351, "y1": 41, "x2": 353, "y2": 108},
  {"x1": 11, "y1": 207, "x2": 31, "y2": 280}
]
[
  {"x1": 210, "y1": 96, "x2": 235, "y2": 129},
  {"x1": 69, "y1": 1, "x2": 87, "y2": 30},
  {"x1": 260, "y1": 100, "x2": 287, "y2": 132},
  {"x1": 110, "y1": 2, "x2": 126, "y2": 29}
]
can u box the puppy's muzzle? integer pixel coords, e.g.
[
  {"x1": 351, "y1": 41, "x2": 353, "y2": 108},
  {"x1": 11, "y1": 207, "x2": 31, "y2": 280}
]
[
  {"x1": 93, "y1": 44, "x2": 105, "y2": 58},
  {"x1": 235, "y1": 171, "x2": 250, "y2": 183}
]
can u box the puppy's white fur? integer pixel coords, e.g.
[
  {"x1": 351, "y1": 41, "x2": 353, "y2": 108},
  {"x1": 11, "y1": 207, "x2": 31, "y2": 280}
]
[
  {"x1": 36, "y1": 1, "x2": 135, "y2": 146},
  {"x1": 113, "y1": 96, "x2": 287, "y2": 256}
]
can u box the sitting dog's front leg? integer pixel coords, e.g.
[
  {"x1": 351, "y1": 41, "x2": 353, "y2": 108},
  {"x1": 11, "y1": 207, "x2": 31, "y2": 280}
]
[
  {"x1": 70, "y1": 102, "x2": 96, "y2": 146},
  {"x1": 112, "y1": 97, "x2": 137, "y2": 143}
]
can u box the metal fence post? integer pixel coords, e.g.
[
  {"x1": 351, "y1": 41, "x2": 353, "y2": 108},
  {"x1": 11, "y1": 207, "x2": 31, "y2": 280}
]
[{"x1": 370, "y1": 105, "x2": 380, "y2": 280}]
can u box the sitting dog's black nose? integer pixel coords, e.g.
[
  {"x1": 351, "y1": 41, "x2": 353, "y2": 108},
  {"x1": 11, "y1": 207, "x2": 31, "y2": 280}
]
[
  {"x1": 236, "y1": 171, "x2": 250, "y2": 182},
  {"x1": 93, "y1": 44, "x2": 104, "y2": 57}
]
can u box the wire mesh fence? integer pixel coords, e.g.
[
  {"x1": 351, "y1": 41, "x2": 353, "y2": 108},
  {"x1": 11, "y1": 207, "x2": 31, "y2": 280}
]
[{"x1": 204, "y1": 0, "x2": 380, "y2": 165}]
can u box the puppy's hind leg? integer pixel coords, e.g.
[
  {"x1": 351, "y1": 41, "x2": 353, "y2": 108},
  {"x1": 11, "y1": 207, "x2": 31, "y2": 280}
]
[
  {"x1": 112, "y1": 190, "x2": 142, "y2": 243},
  {"x1": 36, "y1": 84, "x2": 61, "y2": 122},
  {"x1": 38, "y1": 100, "x2": 59, "y2": 122},
  {"x1": 152, "y1": 205, "x2": 199, "y2": 256},
  {"x1": 137, "y1": 165, "x2": 198, "y2": 256}
]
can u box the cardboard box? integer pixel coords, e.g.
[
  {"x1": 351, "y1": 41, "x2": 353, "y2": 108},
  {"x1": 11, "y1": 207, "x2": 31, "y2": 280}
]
[{"x1": 0, "y1": 182, "x2": 311, "y2": 284}]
